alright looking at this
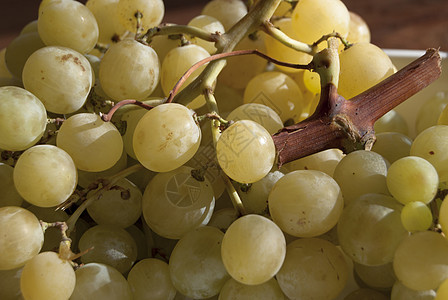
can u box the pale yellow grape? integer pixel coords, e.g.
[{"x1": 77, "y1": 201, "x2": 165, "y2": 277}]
[
  {"x1": 0, "y1": 86, "x2": 47, "y2": 151},
  {"x1": 187, "y1": 15, "x2": 225, "y2": 54},
  {"x1": 400, "y1": 201, "x2": 433, "y2": 232},
  {"x1": 201, "y1": 0, "x2": 247, "y2": 31},
  {"x1": 142, "y1": 166, "x2": 215, "y2": 239},
  {"x1": 149, "y1": 27, "x2": 181, "y2": 64},
  {"x1": 78, "y1": 224, "x2": 138, "y2": 274},
  {"x1": 121, "y1": 107, "x2": 148, "y2": 159},
  {"x1": 38, "y1": 0, "x2": 66, "y2": 15},
  {"x1": 13, "y1": 145, "x2": 77, "y2": 207},
  {"x1": 99, "y1": 39, "x2": 160, "y2": 101},
  {"x1": 0, "y1": 49, "x2": 12, "y2": 78},
  {"x1": 125, "y1": 225, "x2": 148, "y2": 261},
  {"x1": 338, "y1": 42, "x2": 395, "y2": 99},
  {"x1": 276, "y1": 238, "x2": 348, "y2": 300},
  {"x1": 411, "y1": 125, "x2": 448, "y2": 182},
  {"x1": 133, "y1": 103, "x2": 201, "y2": 172},
  {"x1": 0, "y1": 266, "x2": 23, "y2": 299},
  {"x1": 227, "y1": 103, "x2": 283, "y2": 134},
  {"x1": 0, "y1": 206, "x2": 44, "y2": 270},
  {"x1": 391, "y1": 280, "x2": 436, "y2": 300},
  {"x1": 386, "y1": 156, "x2": 438, "y2": 205},
  {"x1": 264, "y1": 18, "x2": 313, "y2": 74},
  {"x1": 416, "y1": 91, "x2": 448, "y2": 134},
  {"x1": 344, "y1": 289, "x2": 389, "y2": 300},
  {"x1": 394, "y1": 231, "x2": 448, "y2": 291},
  {"x1": 4, "y1": 32, "x2": 45, "y2": 79},
  {"x1": 71, "y1": 263, "x2": 132, "y2": 300},
  {"x1": 218, "y1": 277, "x2": 285, "y2": 300},
  {"x1": 221, "y1": 214, "x2": 286, "y2": 285},
  {"x1": 116, "y1": 0, "x2": 164, "y2": 33},
  {"x1": 56, "y1": 113, "x2": 123, "y2": 172},
  {"x1": 244, "y1": 71, "x2": 304, "y2": 122},
  {"x1": 436, "y1": 278, "x2": 448, "y2": 300},
  {"x1": 283, "y1": 148, "x2": 344, "y2": 177},
  {"x1": 353, "y1": 262, "x2": 396, "y2": 291},
  {"x1": 333, "y1": 150, "x2": 390, "y2": 205},
  {"x1": 20, "y1": 251, "x2": 75, "y2": 300},
  {"x1": 169, "y1": 226, "x2": 229, "y2": 298},
  {"x1": 291, "y1": 0, "x2": 350, "y2": 43},
  {"x1": 22, "y1": 46, "x2": 92, "y2": 114},
  {"x1": 438, "y1": 196, "x2": 448, "y2": 236},
  {"x1": 161, "y1": 44, "x2": 210, "y2": 109},
  {"x1": 208, "y1": 208, "x2": 239, "y2": 232},
  {"x1": 0, "y1": 164, "x2": 23, "y2": 207},
  {"x1": 38, "y1": 0, "x2": 99, "y2": 54},
  {"x1": 302, "y1": 69, "x2": 321, "y2": 95},
  {"x1": 269, "y1": 170, "x2": 343, "y2": 237},
  {"x1": 374, "y1": 109, "x2": 409, "y2": 136},
  {"x1": 86, "y1": 0, "x2": 128, "y2": 44},
  {"x1": 20, "y1": 19, "x2": 39, "y2": 35},
  {"x1": 127, "y1": 258, "x2": 176, "y2": 300},
  {"x1": 371, "y1": 132, "x2": 412, "y2": 164},
  {"x1": 337, "y1": 193, "x2": 407, "y2": 266},
  {"x1": 216, "y1": 120, "x2": 275, "y2": 184},
  {"x1": 347, "y1": 11, "x2": 371, "y2": 44}
]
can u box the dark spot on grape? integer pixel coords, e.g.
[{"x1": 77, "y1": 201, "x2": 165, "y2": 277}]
[{"x1": 429, "y1": 151, "x2": 435, "y2": 155}]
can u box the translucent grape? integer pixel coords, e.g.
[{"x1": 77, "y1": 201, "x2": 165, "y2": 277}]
[
  {"x1": 346, "y1": 11, "x2": 371, "y2": 44},
  {"x1": 99, "y1": 39, "x2": 160, "y2": 101},
  {"x1": 20, "y1": 19, "x2": 39, "y2": 35},
  {"x1": 226, "y1": 103, "x2": 283, "y2": 134},
  {"x1": 208, "y1": 208, "x2": 239, "y2": 232},
  {"x1": 276, "y1": 238, "x2": 348, "y2": 300},
  {"x1": 371, "y1": 132, "x2": 412, "y2": 164},
  {"x1": 436, "y1": 278, "x2": 448, "y2": 300},
  {"x1": 133, "y1": 103, "x2": 201, "y2": 172},
  {"x1": 219, "y1": 277, "x2": 285, "y2": 300},
  {"x1": 127, "y1": 258, "x2": 176, "y2": 300},
  {"x1": 20, "y1": 251, "x2": 76, "y2": 300},
  {"x1": 391, "y1": 280, "x2": 436, "y2": 300},
  {"x1": 269, "y1": 170, "x2": 343, "y2": 238},
  {"x1": 70, "y1": 263, "x2": 132, "y2": 300},
  {"x1": 187, "y1": 15, "x2": 225, "y2": 54},
  {"x1": 0, "y1": 206, "x2": 44, "y2": 270},
  {"x1": 22, "y1": 46, "x2": 92, "y2": 114},
  {"x1": 85, "y1": 0, "x2": 127, "y2": 44},
  {"x1": 437, "y1": 196, "x2": 448, "y2": 236},
  {"x1": 353, "y1": 262, "x2": 396, "y2": 291},
  {"x1": 401, "y1": 201, "x2": 433, "y2": 232},
  {"x1": 221, "y1": 214, "x2": 286, "y2": 285},
  {"x1": 283, "y1": 148, "x2": 344, "y2": 177},
  {"x1": 125, "y1": 225, "x2": 148, "y2": 261},
  {"x1": 201, "y1": 0, "x2": 247, "y2": 31},
  {"x1": 393, "y1": 231, "x2": 448, "y2": 291},
  {"x1": 120, "y1": 107, "x2": 148, "y2": 159},
  {"x1": 416, "y1": 91, "x2": 448, "y2": 134},
  {"x1": 38, "y1": 0, "x2": 99, "y2": 54},
  {"x1": 0, "y1": 266, "x2": 23, "y2": 299},
  {"x1": 13, "y1": 145, "x2": 77, "y2": 207},
  {"x1": 116, "y1": 0, "x2": 164, "y2": 33},
  {"x1": 142, "y1": 166, "x2": 215, "y2": 239},
  {"x1": 374, "y1": 109, "x2": 409, "y2": 136},
  {"x1": 169, "y1": 226, "x2": 229, "y2": 298},
  {"x1": 344, "y1": 288, "x2": 389, "y2": 300},
  {"x1": 216, "y1": 120, "x2": 275, "y2": 184},
  {"x1": 0, "y1": 86, "x2": 47, "y2": 152}
]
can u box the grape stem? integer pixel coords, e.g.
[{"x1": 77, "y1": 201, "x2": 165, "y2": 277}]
[
  {"x1": 39, "y1": 221, "x2": 80, "y2": 263},
  {"x1": 100, "y1": 99, "x2": 154, "y2": 122},
  {"x1": 142, "y1": 23, "x2": 221, "y2": 44}
]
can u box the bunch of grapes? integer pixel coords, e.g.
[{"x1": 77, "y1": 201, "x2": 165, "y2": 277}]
[{"x1": 0, "y1": 0, "x2": 447, "y2": 299}]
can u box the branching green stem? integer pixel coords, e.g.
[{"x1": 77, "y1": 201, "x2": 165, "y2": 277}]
[
  {"x1": 143, "y1": 24, "x2": 221, "y2": 44},
  {"x1": 261, "y1": 20, "x2": 314, "y2": 54}
]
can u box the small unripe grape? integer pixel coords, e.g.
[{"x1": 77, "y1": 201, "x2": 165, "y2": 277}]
[{"x1": 400, "y1": 201, "x2": 433, "y2": 232}]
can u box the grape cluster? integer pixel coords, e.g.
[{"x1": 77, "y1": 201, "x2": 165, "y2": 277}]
[{"x1": 0, "y1": 0, "x2": 446, "y2": 299}]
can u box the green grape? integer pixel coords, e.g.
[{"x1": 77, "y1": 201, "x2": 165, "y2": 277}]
[
  {"x1": 437, "y1": 197, "x2": 448, "y2": 236},
  {"x1": 142, "y1": 166, "x2": 215, "y2": 239},
  {"x1": 302, "y1": 69, "x2": 321, "y2": 95},
  {"x1": 393, "y1": 231, "x2": 448, "y2": 291},
  {"x1": 13, "y1": 145, "x2": 77, "y2": 207},
  {"x1": 169, "y1": 226, "x2": 229, "y2": 298},
  {"x1": 20, "y1": 19, "x2": 39, "y2": 35},
  {"x1": 0, "y1": 206, "x2": 44, "y2": 270},
  {"x1": 187, "y1": 15, "x2": 225, "y2": 54},
  {"x1": 337, "y1": 193, "x2": 407, "y2": 266},
  {"x1": 22, "y1": 46, "x2": 93, "y2": 114},
  {"x1": 221, "y1": 214, "x2": 286, "y2": 285},
  {"x1": 436, "y1": 278, "x2": 448, "y2": 300},
  {"x1": 416, "y1": 91, "x2": 448, "y2": 134},
  {"x1": 127, "y1": 258, "x2": 176, "y2": 300},
  {"x1": 0, "y1": 266, "x2": 23, "y2": 299},
  {"x1": 374, "y1": 109, "x2": 409, "y2": 136},
  {"x1": 411, "y1": 125, "x2": 448, "y2": 182},
  {"x1": 201, "y1": 0, "x2": 248, "y2": 31},
  {"x1": 344, "y1": 288, "x2": 389, "y2": 300},
  {"x1": 353, "y1": 262, "x2": 396, "y2": 291},
  {"x1": 78, "y1": 224, "x2": 138, "y2": 274},
  {"x1": 0, "y1": 86, "x2": 47, "y2": 151},
  {"x1": 133, "y1": 103, "x2": 201, "y2": 173},
  {"x1": 4, "y1": 32, "x2": 45, "y2": 79},
  {"x1": 0, "y1": 49, "x2": 12, "y2": 77},
  {"x1": 121, "y1": 107, "x2": 148, "y2": 159},
  {"x1": 243, "y1": 71, "x2": 304, "y2": 122},
  {"x1": 391, "y1": 280, "x2": 436, "y2": 300},
  {"x1": 20, "y1": 251, "x2": 76, "y2": 300},
  {"x1": 387, "y1": 156, "x2": 438, "y2": 205},
  {"x1": 85, "y1": 0, "x2": 128, "y2": 44},
  {"x1": 216, "y1": 120, "x2": 275, "y2": 184},
  {"x1": 333, "y1": 150, "x2": 390, "y2": 205},
  {"x1": 149, "y1": 26, "x2": 181, "y2": 64},
  {"x1": 56, "y1": 113, "x2": 123, "y2": 172},
  {"x1": 346, "y1": 11, "x2": 371, "y2": 44},
  {"x1": 371, "y1": 132, "x2": 412, "y2": 164},
  {"x1": 125, "y1": 225, "x2": 148, "y2": 261},
  {"x1": 282, "y1": 148, "x2": 344, "y2": 177},
  {"x1": 38, "y1": 0, "x2": 99, "y2": 54},
  {"x1": 338, "y1": 42, "x2": 395, "y2": 100},
  {"x1": 400, "y1": 201, "x2": 433, "y2": 232},
  {"x1": 0, "y1": 163, "x2": 23, "y2": 208},
  {"x1": 226, "y1": 103, "x2": 283, "y2": 135},
  {"x1": 99, "y1": 39, "x2": 160, "y2": 101},
  {"x1": 276, "y1": 238, "x2": 348, "y2": 300},
  {"x1": 116, "y1": 0, "x2": 164, "y2": 34},
  {"x1": 268, "y1": 170, "x2": 343, "y2": 238},
  {"x1": 208, "y1": 208, "x2": 239, "y2": 232},
  {"x1": 291, "y1": 0, "x2": 350, "y2": 43},
  {"x1": 218, "y1": 277, "x2": 285, "y2": 300},
  {"x1": 70, "y1": 263, "x2": 132, "y2": 300}
]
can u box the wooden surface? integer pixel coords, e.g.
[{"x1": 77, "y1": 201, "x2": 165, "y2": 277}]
[{"x1": 0, "y1": 0, "x2": 447, "y2": 51}]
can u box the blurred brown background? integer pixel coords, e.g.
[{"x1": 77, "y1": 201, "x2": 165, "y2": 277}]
[{"x1": 0, "y1": 0, "x2": 447, "y2": 51}]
